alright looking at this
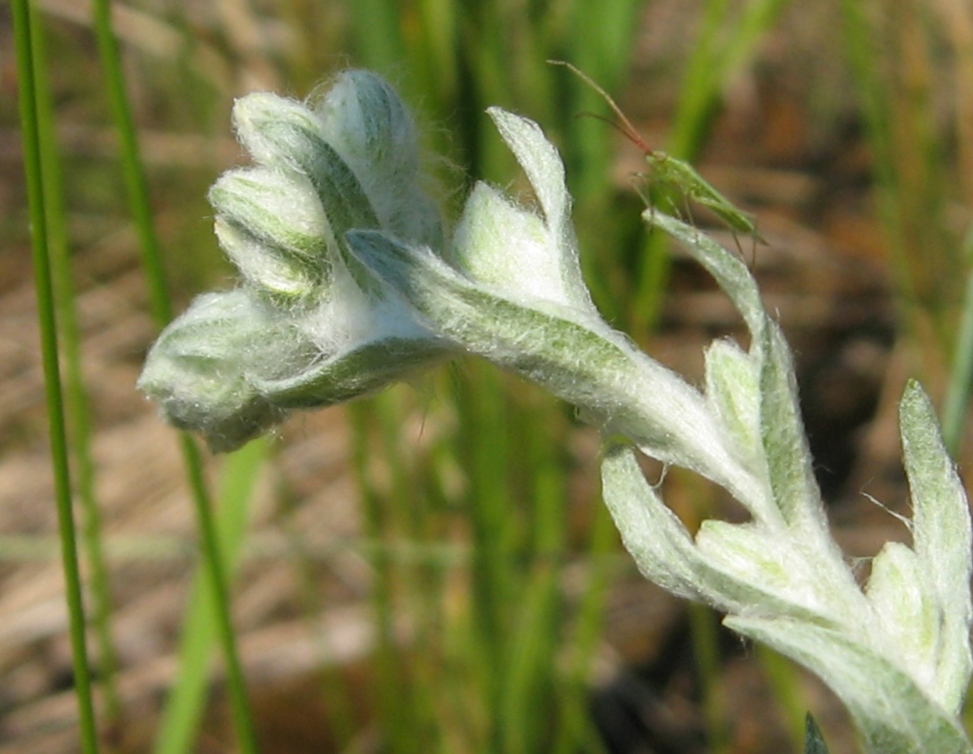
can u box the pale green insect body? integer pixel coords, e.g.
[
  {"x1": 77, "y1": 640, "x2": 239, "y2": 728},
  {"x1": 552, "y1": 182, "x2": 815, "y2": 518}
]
[
  {"x1": 551, "y1": 60, "x2": 764, "y2": 248},
  {"x1": 642, "y1": 151, "x2": 764, "y2": 244}
]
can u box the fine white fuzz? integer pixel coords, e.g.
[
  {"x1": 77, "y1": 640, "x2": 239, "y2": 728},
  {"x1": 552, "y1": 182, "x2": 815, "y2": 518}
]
[
  {"x1": 139, "y1": 70, "x2": 973, "y2": 753},
  {"x1": 139, "y1": 71, "x2": 446, "y2": 451}
]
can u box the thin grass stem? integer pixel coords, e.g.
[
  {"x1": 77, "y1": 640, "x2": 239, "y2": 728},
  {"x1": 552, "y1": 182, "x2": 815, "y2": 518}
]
[
  {"x1": 841, "y1": 0, "x2": 959, "y2": 377},
  {"x1": 941, "y1": 226, "x2": 973, "y2": 455},
  {"x1": 89, "y1": 1, "x2": 258, "y2": 750},
  {"x1": 755, "y1": 645, "x2": 807, "y2": 751},
  {"x1": 275, "y1": 466, "x2": 361, "y2": 750},
  {"x1": 13, "y1": 1, "x2": 100, "y2": 751},
  {"x1": 152, "y1": 440, "x2": 268, "y2": 754},
  {"x1": 499, "y1": 406, "x2": 565, "y2": 753},
  {"x1": 349, "y1": 0, "x2": 406, "y2": 83},
  {"x1": 28, "y1": 6, "x2": 122, "y2": 725},
  {"x1": 349, "y1": 399, "x2": 415, "y2": 753},
  {"x1": 689, "y1": 603, "x2": 728, "y2": 753}
]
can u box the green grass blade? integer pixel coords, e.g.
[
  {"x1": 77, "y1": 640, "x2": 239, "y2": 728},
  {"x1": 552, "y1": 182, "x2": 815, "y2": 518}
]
[
  {"x1": 29, "y1": 6, "x2": 122, "y2": 724},
  {"x1": 349, "y1": 396, "x2": 420, "y2": 753},
  {"x1": 500, "y1": 563, "x2": 560, "y2": 752},
  {"x1": 756, "y1": 645, "x2": 807, "y2": 751},
  {"x1": 562, "y1": 0, "x2": 643, "y2": 201},
  {"x1": 349, "y1": 0, "x2": 406, "y2": 82},
  {"x1": 664, "y1": 0, "x2": 730, "y2": 159},
  {"x1": 669, "y1": 0, "x2": 791, "y2": 156},
  {"x1": 176, "y1": 434, "x2": 261, "y2": 752},
  {"x1": 90, "y1": 0, "x2": 171, "y2": 326},
  {"x1": 840, "y1": 0, "x2": 959, "y2": 368},
  {"x1": 414, "y1": 0, "x2": 459, "y2": 107},
  {"x1": 498, "y1": 411, "x2": 566, "y2": 753},
  {"x1": 89, "y1": 1, "x2": 258, "y2": 750},
  {"x1": 553, "y1": 503, "x2": 616, "y2": 754},
  {"x1": 689, "y1": 603, "x2": 728, "y2": 752},
  {"x1": 720, "y1": 0, "x2": 793, "y2": 75},
  {"x1": 153, "y1": 439, "x2": 268, "y2": 754},
  {"x1": 12, "y1": 1, "x2": 100, "y2": 751},
  {"x1": 458, "y1": 369, "x2": 513, "y2": 745},
  {"x1": 940, "y1": 227, "x2": 973, "y2": 455}
]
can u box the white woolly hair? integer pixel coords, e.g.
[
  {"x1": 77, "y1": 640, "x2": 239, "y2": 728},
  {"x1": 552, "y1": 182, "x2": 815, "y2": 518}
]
[{"x1": 308, "y1": 70, "x2": 443, "y2": 250}]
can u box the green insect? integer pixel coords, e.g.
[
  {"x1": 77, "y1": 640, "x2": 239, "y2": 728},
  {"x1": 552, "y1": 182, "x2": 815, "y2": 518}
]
[{"x1": 551, "y1": 60, "x2": 765, "y2": 251}]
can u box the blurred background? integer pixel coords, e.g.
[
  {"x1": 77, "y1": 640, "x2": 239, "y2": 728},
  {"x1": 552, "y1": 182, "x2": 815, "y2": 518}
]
[{"x1": 3, "y1": 0, "x2": 973, "y2": 752}]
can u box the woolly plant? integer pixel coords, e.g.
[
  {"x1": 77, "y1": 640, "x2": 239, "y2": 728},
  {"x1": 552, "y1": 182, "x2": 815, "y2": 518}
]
[{"x1": 139, "y1": 70, "x2": 973, "y2": 753}]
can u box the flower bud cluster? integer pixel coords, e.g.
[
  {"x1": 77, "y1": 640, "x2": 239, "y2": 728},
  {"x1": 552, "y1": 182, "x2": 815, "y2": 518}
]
[{"x1": 139, "y1": 71, "x2": 446, "y2": 451}]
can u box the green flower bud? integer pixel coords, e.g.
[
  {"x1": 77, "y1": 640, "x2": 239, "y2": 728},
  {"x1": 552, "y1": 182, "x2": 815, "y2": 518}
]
[
  {"x1": 232, "y1": 90, "x2": 379, "y2": 235},
  {"x1": 137, "y1": 291, "x2": 289, "y2": 452},
  {"x1": 312, "y1": 70, "x2": 442, "y2": 249},
  {"x1": 209, "y1": 168, "x2": 331, "y2": 302},
  {"x1": 704, "y1": 339, "x2": 762, "y2": 468},
  {"x1": 140, "y1": 71, "x2": 451, "y2": 451},
  {"x1": 451, "y1": 182, "x2": 564, "y2": 309},
  {"x1": 443, "y1": 109, "x2": 596, "y2": 323}
]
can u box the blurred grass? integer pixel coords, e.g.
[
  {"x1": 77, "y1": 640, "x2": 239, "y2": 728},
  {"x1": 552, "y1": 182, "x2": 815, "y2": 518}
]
[
  {"x1": 842, "y1": 0, "x2": 973, "y2": 404},
  {"x1": 8, "y1": 0, "x2": 973, "y2": 753},
  {"x1": 152, "y1": 439, "x2": 268, "y2": 754},
  {"x1": 89, "y1": 0, "x2": 260, "y2": 749},
  {"x1": 12, "y1": 1, "x2": 100, "y2": 752}
]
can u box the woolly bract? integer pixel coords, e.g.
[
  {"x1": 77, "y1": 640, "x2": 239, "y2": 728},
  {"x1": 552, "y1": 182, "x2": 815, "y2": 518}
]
[{"x1": 138, "y1": 70, "x2": 446, "y2": 451}]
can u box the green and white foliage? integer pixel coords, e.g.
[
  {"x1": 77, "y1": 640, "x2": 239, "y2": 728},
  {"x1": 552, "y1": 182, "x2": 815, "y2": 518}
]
[
  {"x1": 139, "y1": 71, "x2": 447, "y2": 451},
  {"x1": 139, "y1": 71, "x2": 973, "y2": 752}
]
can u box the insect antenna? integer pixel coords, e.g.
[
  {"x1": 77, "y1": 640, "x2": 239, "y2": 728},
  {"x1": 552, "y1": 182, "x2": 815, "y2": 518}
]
[
  {"x1": 572, "y1": 110, "x2": 645, "y2": 146},
  {"x1": 548, "y1": 60, "x2": 650, "y2": 153}
]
